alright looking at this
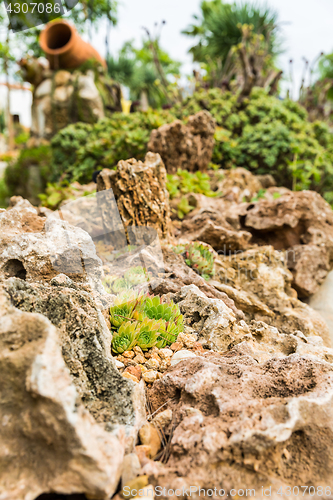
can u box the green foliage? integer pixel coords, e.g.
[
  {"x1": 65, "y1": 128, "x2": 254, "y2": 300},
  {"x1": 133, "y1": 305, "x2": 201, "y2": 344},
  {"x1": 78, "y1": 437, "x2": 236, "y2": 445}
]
[
  {"x1": 111, "y1": 321, "x2": 140, "y2": 354},
  {"x1": 183, "y1": 0, "x2": 280, "y2": 66},
  {"x1": 51, "y1": 110, "x2": 175, "y2": 184},
  {"x1": 5, "y1": 145, "x2": 51, "y2": 199},
  {"x1": 144, "y1": 296, "x2": 183, "y2": 348},
  {"x1": 174, "y1": 242, "x2": 215, "y2": 280},
  {"x1": 0, "y1": 178, "x2": 10, "y2": 208},
  {"x1": 167, "y1": 169, "x2": 217, "y2": 199},
  {"x1": 176, "y1": 197, "x2": 195, "y2": 220},
  {"x1": 109, "y1": 292, "x2": 183, "y2": 352},
  {"x1": 136, "y1": 318, "x2": 162, "y2": 351},
  {"x1": 107, "y1": 39, "x2": 181, "y2": 108},
  {"x1": 318, "y1": 53, "x2": 333, "y2": 100},
  {"x1": 102, "y1": 266, "x2": 149, "y2": 295},
  {"x1": 174, "y1": 87, "x2": 333, "y2": 197}
]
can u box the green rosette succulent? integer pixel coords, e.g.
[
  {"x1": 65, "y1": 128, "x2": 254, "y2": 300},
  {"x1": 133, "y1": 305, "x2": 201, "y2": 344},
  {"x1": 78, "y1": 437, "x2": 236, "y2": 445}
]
[
  {"x1": 111, "y1": 321, "x2": 140, "y2": 354},
  {"x1": 124, "y1": 266, "x2": 149, "y2": 286},
  {"x1": 110, "y1": 292, "x2": 144, "y2": 328},
  {"x1": 144, "y1": 296, "x2": 184, "y2": 347},
  {"x1": 136, "y1": 318, "x2": 162, "y2": 351},
  {"x1": 186, "y1": 242, "x2": 215, "y2": 279},
  {"x1": 112, "y1": 277, "x2": 132, "y2": 294}
]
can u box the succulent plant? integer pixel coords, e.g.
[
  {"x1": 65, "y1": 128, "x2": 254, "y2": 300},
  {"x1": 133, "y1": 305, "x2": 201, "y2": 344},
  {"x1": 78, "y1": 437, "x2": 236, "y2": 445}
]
[
  {"x1": 144, "y1": 295, "x2": 183, "y2": 347},
  {"x1": 124, "y1": 266, "x2": 149, "y2": 286},
  {"x1": 136, "y1": 318, "x2": 163, "y2": 351},
  {"x1": 185, "y1": 242, "x2": 215, "y2": 279},
  {"x1": 110, "y1": 292, "x2": 144, "y2": 328},
  {"x1": 112, "y1": 277, "x2": 132, "y2": 294},
  {"x1": 111, "y1": 321, "x2": 140, "y2": 354}
]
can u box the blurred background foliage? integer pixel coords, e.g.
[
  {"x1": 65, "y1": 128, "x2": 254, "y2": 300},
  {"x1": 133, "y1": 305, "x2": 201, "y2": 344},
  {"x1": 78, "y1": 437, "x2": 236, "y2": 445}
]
[{"x1": 1, "y1": 0, "x2": 333, "y2": 209}]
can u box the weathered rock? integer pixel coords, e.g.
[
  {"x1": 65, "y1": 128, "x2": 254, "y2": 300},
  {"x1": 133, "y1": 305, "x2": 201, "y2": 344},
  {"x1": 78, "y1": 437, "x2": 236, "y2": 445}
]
[
  {"x1": 3, "y1": 277, "x2": 146, "y2": 448},
  {"x1": 309, "y1": 269, "x2": 333, "y2": 344},
  {"x1": 180, "y1": 207, "x2": 252, "y2": 252},
  {"x1": 214, "y1": 245, "x2": 332, "y2": 346},
  {"x1": 209, "y1": 167, "x2": 264, "y2": 203},
  {"x1": 151, "y1": 247, "x2": 244, "y2": 319},
  {"x1": 168, "y1": 285, "x2": 249, "y2": 351},
  {"x1": 147, "y1": 111, "x2": 215, "y2": 174},
  {"x1": 0, "y1": 290, "x2": 124, "y2": 500},
  {"x1": 0, "y1": 197, "x2": 103, "y2": 285},
  {"x1": 97, "y1": 152, "x2": 171, "y2": 240},
  {"x1": 148, "y1": 351, "x2": 333, "y2": 495},
  {"x1": 242, "y1": 190, "x2": 333, "y2": 297}
]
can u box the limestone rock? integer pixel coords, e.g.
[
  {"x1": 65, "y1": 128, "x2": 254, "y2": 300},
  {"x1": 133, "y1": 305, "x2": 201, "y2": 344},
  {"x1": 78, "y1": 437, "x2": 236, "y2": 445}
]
[
  {"x1": 180, "y1": 207, "x2": 252, "y2": 252},
  {"x1": 0, "y1": 197, "x2": 102, "y2": 285},
  {"x1": 215, "y1": 245, "x2": 331, "y2": 346},
  {"x1": 3, "y1": 277, "x2": 146, "y2": 448},
  {"x1": 242, "y1": 190, "x2": 333, "y2": 297},
  {"x1": 151, "y1": 247, "x2": 244, "y2": 319},
  {"x1": 309, "y1": 269, "x2": 333, "y2": 344},
  {"x1": 148, "y1": 351, "x2": 333, "y2": 494},
  {"x1": 97, "y1": 152, "x2": 171, "y2": 240},
  {"x1": 147, "y1": 111, "x2": 215, "y2": 174},
  {"x1": 0, "y1": 290, "x2": 124, "y2": 500}
]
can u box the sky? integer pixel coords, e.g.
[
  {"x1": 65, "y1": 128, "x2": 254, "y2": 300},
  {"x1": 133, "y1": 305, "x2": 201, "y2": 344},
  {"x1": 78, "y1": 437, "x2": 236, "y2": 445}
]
[{"x1": 90, "y1": 0, "x2": 333, "y2": 96}]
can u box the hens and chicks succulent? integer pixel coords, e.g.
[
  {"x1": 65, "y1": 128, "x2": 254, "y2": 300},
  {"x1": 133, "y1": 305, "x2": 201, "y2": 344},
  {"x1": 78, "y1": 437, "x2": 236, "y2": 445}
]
[
  {"x1": 110, "y1": 292, "x2": 184, "y2": 354},
  {"x1": 174, "y1": 241, "x2": 215, "y2": 280}
]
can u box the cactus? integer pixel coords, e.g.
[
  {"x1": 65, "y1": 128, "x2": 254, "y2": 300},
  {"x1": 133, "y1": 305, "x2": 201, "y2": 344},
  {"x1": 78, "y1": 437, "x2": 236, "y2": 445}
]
[{"x1": 111, "y1": 321, "x2": 140, "y2": 354}]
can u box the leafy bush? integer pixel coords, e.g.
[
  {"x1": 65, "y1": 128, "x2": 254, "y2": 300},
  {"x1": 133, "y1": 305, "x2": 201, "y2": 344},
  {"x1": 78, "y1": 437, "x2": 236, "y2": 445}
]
[
  {"x1": 51, "y1": 109, "x2": 175, "y2": 184},
  {"x1": 173, "y1": 87, "x2": 333, "y2": 199},
  {"x1": 167, "y1": 169, "x2": 217, "y2": 199},
  {"x1": 5, "y1": 145, "x2": 52, "y2": 201}
]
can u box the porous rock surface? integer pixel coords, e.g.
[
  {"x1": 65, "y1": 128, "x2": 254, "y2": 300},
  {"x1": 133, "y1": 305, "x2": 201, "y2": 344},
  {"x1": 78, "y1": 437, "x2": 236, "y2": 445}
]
[
  {"x1": 147, "y1": 110, "x2": 215, "y2": 174},
  {"x1": 97, "y1": 152, "x2": 171, "y2": 240},
  {"x1": 148, "y1": 351, "x2": 333, "y2": 498},
  {"x1": 0, "y1": 289, "x2": 124, "y2": 500}
]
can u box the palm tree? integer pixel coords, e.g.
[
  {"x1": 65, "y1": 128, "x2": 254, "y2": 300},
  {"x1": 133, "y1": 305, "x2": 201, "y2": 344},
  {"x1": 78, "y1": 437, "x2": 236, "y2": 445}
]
[{"x1": 183, "y1": 0, "x2": 281, "y2": 66}]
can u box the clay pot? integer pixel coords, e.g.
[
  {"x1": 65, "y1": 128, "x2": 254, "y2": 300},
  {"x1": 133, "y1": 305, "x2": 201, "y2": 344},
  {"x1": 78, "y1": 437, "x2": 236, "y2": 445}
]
[{"x1": 39, "y1": 20, "x2": 106, "y2": 70}]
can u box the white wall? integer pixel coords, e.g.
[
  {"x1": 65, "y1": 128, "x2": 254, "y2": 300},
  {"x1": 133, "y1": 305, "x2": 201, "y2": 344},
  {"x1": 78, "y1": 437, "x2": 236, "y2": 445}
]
[{"x1": 0, "y1": 86, "x2": 32, "y2": 129}]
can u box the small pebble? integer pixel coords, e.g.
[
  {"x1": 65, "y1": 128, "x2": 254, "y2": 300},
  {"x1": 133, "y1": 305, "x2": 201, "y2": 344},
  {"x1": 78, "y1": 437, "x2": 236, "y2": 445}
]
[
  {"x1": 177, "y1": 332, "x2": 197, "y2": 349},
  {"x1": 123, "y1": 350, "x2": 135, "y2": 359},
  {"x1": 170, "y1": 341, "x2": 183, "y2": 351},
  {"x1": 159, "y1": 359, "x2": 170, "y2": 372},
  {"x1": 133, "y1": 345, "x2": 144, "y2": 356},
  {"x1": 171, "y1": 349, "x2": 197, "y2": 366},
  {"x1": 159, "y1": 348, "x2": 173, "y2": 359},
  {"x1": 192, "y1": 341, "x2": 206, "y2": 354},
  {"x1": 138, "y1": 364, "x2": 148, "y2": 374},
  {"x1": 124, "y1": 365, "x2": 142, "y2": 381},
  {"x1": 139, "y1": 423, "x2": 161, "y2": 458},
  {"x1": 115, "y1": 359, "x2": 125, "y2": 369},
  {"x1": 152, "y1": 408, "x2": 172, "y2": 430},
  {"x1": 145, "y1": 358, "x2": 160, "y2": 370},
  {"x1": 133, "y1": 354, "x2": 146, "y2": 364},
  {"x1": 122, "y1": 371, "x2": 140, "y2": 383},
  {"x1": 142, "y1": 370, "x2": 158, "y2": 383}
]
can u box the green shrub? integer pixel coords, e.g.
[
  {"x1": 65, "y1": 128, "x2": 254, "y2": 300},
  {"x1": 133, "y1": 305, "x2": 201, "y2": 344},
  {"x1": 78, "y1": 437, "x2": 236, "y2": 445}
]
[
  {"x1": 51, "y1": 109, "x2": 175, "y2": 184},
  {"x1": 173, "y1": 87, "x2": 333, "y2": 199},
  {"x1": 5, "y1": 145, "x2": 52, "y2": 201},
  {"x1": 167, "y1": 169, "x2": 217, "y2": 199}
]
